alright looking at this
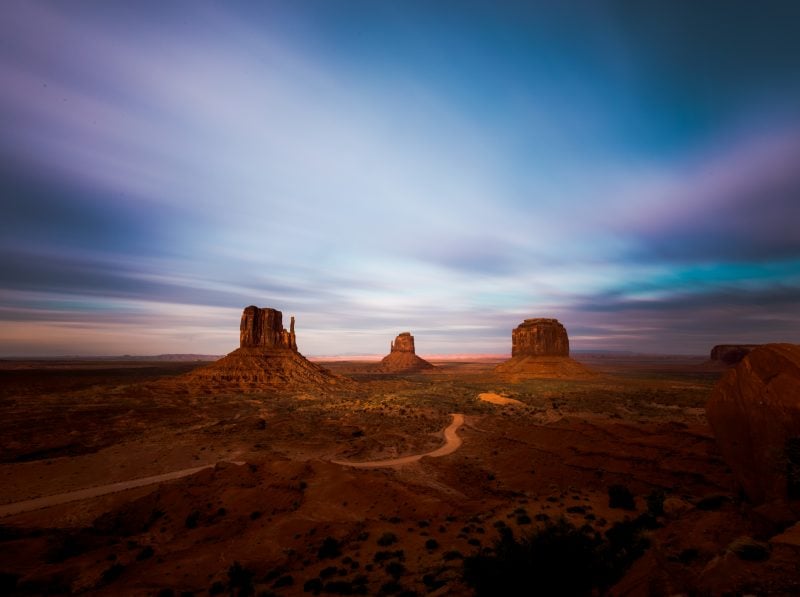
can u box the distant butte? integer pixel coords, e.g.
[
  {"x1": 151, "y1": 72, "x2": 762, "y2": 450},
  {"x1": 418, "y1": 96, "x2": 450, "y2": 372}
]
[
  {"x1": 709, "y1": 344, "x2": 762, "y2": 366},
  {"x1": 495, "y1": 318, "x2": 595, "y2": 379},
  {"x1": 187, "y1": 306, "x2": 346, "y2": 390},
  {"x1": 376, "y1": 332, "x2": 435, "y2": 372}
]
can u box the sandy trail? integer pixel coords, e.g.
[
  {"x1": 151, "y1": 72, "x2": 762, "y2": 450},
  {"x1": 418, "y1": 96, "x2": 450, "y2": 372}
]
[
  {"x1": 0, "y1": 461, "x2": 245, "y2": 518},
  {"x1": 332, "y1": 413, "x2": 465, "y2": 468}
]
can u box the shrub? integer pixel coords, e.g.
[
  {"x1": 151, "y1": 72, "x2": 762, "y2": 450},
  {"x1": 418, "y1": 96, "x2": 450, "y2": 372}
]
[
  {"x1": 227, "y1": 561, "x2": 254, "y2": 596},
  {"x1": 425, "y1": 538, "x2": 439, "y2": 551},
  {"x1": 377, "y1": 532, "x2": 398, "y2": 547},
  {"x1": 646, "y1": 490, "x2": 665, "y2": 516},
  {"x1": 318, "y1": 537, "x2": 342, "y2": 559},
  {"x1": 303, "y1": 578, "x2": 322, "y2": 594},
  {"x1": 608, "y1": 485, "x2": 635, "y2": 510},
  {"x1": 727, "y1": 536, "x2": 770, "y2": 561},
  {"x1": 463, "y1": 517, "x2": 651, "y2": 596},
  {"x1": 386, "y1": 561, "x2": 405, "y2": 579}
]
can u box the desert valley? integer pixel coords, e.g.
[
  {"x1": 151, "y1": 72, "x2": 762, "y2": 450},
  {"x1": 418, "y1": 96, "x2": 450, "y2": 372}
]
[{"x1": 2, "y1": 308, "x2": 799, "y2": 596}]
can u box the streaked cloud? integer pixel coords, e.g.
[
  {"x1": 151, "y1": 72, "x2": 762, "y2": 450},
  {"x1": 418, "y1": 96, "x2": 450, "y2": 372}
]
[{"x1": 1, "y1": 1, "x2": 799, "y2": 356}]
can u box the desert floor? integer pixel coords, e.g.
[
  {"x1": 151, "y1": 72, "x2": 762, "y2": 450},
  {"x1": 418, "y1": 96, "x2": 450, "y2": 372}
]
[{"x1": 1, "y1": 355, "x2": 798, "y2": 596}]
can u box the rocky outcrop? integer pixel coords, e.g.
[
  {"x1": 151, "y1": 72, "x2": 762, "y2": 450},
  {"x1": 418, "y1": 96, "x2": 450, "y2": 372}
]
[
  {"x1": 512, "y1": 318, "x2": 569, "y2": 357},
  {"x1": 390, "y1": 332, "x2": 416, "y2": 354},
  {"x1": 709, "y1": 344, "x2": 761, "y2": 366},
  {"x1": 706, "y1": 343, "x2": 800, "y2": 510},
  {"x1": 187, "y1": 306, "x2": 345, "y2": 390},
  {"x1": 240, "y1": 306, "x2": 297, "y2": 351},
  {"x1": 376, "y1": 332, "x2": 434, "y2": 372},
  {"x1": 496, "y1": 317, "x2": 594, "y2": 379}
]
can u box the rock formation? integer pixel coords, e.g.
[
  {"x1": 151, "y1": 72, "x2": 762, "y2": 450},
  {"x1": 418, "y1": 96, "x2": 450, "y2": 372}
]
[
  {"x1": 709, "y1": 344, "x2": 761, "y2": 366},
  {"x1": 706, "y1": 343, "x2": 800, "y2": 510},
  {"x1": 495, "y1": 317, "x2": 594, "y2": 379},
  {"x1": 512, "y1": 318, "x2": 569, "y2": 357},
  {"x1": 240, "y1": 306, "x2": 297, "y2": 351},
  {"x1": 187, "y1": 306, "x2": 345, "y2": 390},
  {"x1": 376, "y1": 332, "x2": 434, "y2": 372}
]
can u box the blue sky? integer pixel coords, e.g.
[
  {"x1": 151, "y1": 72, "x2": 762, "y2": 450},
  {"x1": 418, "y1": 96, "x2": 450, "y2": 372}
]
[{"x1": 1, "y1": 0, "x2": 799, "y2": 356}]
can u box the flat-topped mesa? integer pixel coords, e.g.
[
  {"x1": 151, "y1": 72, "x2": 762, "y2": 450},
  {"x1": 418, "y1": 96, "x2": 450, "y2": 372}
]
[
  {"x1": 240, "y1": 306, "x2": 297, "y2": 351},
  {"x1": 511, "y1": 318, "x2": 569, "y2": 357},
  {"x1": 496, "y1": 317, "x2": 594, "y2": 379},
  {"x1": 709, "y1": 344, "x2": 761, "y2": 366},
  {"x1": 390, "y1": 332, "x2": 416, "y2": 354}
]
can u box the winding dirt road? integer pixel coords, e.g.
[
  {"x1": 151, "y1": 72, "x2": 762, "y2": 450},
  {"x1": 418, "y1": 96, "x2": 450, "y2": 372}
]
[
  {"x1": 2, "y1": 414, "x2": 467, "y2": 517},
  {"x1": 332, "y1": 413, "x2": 465, "y2": 468},
  {"x1": 0, "y1": 461, "x2": 245, "y2": 518}
]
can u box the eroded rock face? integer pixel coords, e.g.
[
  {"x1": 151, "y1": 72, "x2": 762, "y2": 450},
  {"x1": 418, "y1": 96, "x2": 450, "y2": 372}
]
[
  {"x1": 187, "y1": 305, "x2": 345, "y2": 390},
  {"x1": 378, "y1": 331, "x2": 434, "y2": 372},
  {"x1": 710, "y1": 344, "x2": 761, "y2": 366},
  {"x1": 390, "y1": 332, "x2": 416, "y2": 354},
  {"x1": 706, "y1": 343, "x2": 800, "y2": 508},
  {"x1": 240, "y1": 306, "x2": 297, "y2": 351},
  {"x1": 511, "y1": 318, "x2": 569, "y2": 357}
]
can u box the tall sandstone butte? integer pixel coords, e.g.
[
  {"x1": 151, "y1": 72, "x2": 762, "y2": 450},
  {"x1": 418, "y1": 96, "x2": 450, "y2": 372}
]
[
  {"x1": 495, "y1": 317, "x2": 593, "y2": 379},
  {"x1": 706, "y1": 343, "x2": 800, "y2": 510},
  {"x1": 377, "y1": 332, "x2": 434, "y2": 372},
  {"x1": 187, "y1": 306, "x2": 343, "y2": 389},
  {"x1": 240, "y1": 306, "x2": 297, "y2": 351},
  {"x1": 511, "y1": 318, "x2": 569, "y2": 357}
]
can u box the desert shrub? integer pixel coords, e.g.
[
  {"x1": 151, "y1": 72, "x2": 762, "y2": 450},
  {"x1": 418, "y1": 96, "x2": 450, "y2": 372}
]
[
  {"x1": 100, "y1": 563, "x2": 125, "y2": 584},
  {"x1": 320, "y1": 566, "x2": 338, "y2": 579},
  {"x1": 463, "y1": 517, "x2": 651, "y2": 596},
  {"x1": 303, "y1": 578, "x2": 322, "y2": 594},
  {"x1": 377, "y1": 532, "x2": 398, "y2": 547},
  {"x1": 386, "y1": 561, "x2": 405, "y2": 579},
  {"x1": 137, "y1": 545, "x2": 154, "y2": 560},
  {"x1": 318, "y1": 537, "x2": 342, "y2": 559},
  {"x1": 727, "y1": 536, "x2": 770, "y2": 561},
  {"x1": 425, "y1": 538, "x2": 439, "y2": 551},
  {"x1": 695, "y1": 494, "x2": 728, "y2": 511},
  {"x1": 646, "y1": 490, "x2": 665, "y2": 516},
  {"x1": 209, "y1": 580, "x2": 225, "y2": 595},
  {"x1": 0, "y1": 573, "x2": 19, "y2": 593},
  {"x1": 608, "y1": 485, "x2": 636, "y2": 510},
  {"x1": 227, "y1": 561, "x2": 254, "y2": 596},
  {"x1": 273, "y1": 574, "x2": 294, "y2": 588},
  {"x1": 156, "y1": 589, "x2": 174, "y2": 597},
  {"x1": 516, "y1": 514, "x2": 532, "y2": 525},
  {"x1": 185, "y1": 511, "x2": 200, "y2": 529},
  {"x1": 442, "y1": 550, "x2": 463, "y2": 561}
]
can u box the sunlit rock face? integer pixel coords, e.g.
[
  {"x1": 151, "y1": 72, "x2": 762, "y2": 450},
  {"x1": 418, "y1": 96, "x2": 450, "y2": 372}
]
[
  {"x1": 707, "y1": 343, "x2": 800, "y2": 509},
  {"x1": 187, "y1": 305, "x2": 344, "y2": 390},
  {"x1": 390, "y1": 332, "x2": 416, "y2": 354},
  {"x1": 511, "y1": 318, "x2": 569, "y2": 357},
  {"x1": 240, "y1": 306, "x2": 297, "y2": 351},
  {"x1": 378, "y1": 332, "x2": 434, "y2": 372}
]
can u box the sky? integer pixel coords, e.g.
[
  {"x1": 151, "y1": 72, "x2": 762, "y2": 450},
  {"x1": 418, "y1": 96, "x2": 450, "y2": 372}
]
[{"x1": 1, "y1": 0, "x2": 800, "y2": 357}]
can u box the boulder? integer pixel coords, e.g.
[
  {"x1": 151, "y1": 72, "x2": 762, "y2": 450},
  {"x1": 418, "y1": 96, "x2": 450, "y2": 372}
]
[
  {"x1": 512, "y1": 318, "x2": 569, "y2": 357},
  {"x1": 706, "y1": 343, "x2": 800, "y2": 508}
]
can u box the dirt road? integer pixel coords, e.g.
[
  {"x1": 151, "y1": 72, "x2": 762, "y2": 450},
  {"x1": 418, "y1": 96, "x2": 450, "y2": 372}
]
[
  {"x1": 332, "y1": 413, "x2": 465, "y2": 468},
  {"x1": 0, "y1": 461, "x2": 245, "y2": 518}
]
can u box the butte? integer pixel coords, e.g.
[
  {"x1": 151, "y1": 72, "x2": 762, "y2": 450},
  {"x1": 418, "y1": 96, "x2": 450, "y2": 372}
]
[
  {"x1": 494, "y1": 318, "x2": 595, "y2": 379},
  {"x1": 186, "y1": 306, "x2": 346, "y2": 390},
  {"x1": 375, "y1": 332, "x2": 435, "y2": 372}
]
